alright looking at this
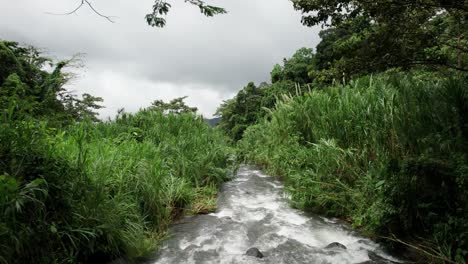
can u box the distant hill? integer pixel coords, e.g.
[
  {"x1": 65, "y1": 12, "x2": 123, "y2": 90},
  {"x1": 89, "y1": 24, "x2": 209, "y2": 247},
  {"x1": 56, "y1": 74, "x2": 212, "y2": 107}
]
[{"x1": 204, "y1": 117, "x2": 221, "y2": 127}]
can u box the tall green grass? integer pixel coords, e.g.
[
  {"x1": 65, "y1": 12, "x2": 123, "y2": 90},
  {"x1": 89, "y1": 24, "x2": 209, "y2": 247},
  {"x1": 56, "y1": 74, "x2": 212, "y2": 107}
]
[
  {"x1": 239, "y1": 72, "x2": 468, "y2": 263},
  {"x1": 0, "y1": 109, "x2": 233, "y2": 263}
]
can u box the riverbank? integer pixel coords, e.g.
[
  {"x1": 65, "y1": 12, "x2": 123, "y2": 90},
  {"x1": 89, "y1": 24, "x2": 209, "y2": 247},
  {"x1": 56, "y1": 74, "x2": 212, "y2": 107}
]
[
  {"x1": 150, "y1": 166, "x2": 402, "y2": 264},
  {"x1": 0, "y1": 110, "x2": 233, "y2": 264},
  {"x1": 238, "y1": 73, "x2": 468, "y2": 263}
]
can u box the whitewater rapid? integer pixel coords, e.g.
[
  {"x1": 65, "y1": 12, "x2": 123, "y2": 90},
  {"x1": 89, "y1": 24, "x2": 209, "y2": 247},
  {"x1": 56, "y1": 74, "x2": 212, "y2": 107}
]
[{"x1": 149, "y1": 166, "x2": 402, "y2": 264}]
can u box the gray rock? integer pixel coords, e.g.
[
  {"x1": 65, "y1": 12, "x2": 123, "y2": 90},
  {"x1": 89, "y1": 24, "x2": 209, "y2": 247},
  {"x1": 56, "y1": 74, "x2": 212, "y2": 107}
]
[
  {"x1": 246, "y1": 247, "x2": 264, "y2": 258},
  {"x1": 324, "y1": 242, "x2": 347, "y2": 250}
]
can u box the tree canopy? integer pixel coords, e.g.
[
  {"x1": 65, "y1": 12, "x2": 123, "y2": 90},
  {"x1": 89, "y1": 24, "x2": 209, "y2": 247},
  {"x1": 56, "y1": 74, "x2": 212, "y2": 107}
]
[
  {"x1": 149, "y1": 96, "x2": 198, "y2": 114},
  {"x1": 292, "y1": 0, "x2": 467, "y2": 27},
  {"x1": 0, "y1": 41, "x2": 103, "y2": 123},
  {"x1": 271, "y1": 48, "x2": 316, "y2": 84},
  {"x1": 292, "y1": 0, "x2": 468, "y2": 75}
]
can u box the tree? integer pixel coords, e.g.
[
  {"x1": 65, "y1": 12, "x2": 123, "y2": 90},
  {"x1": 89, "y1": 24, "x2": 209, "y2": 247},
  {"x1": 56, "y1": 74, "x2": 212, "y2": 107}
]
[
  {"x1": 292, "y1": 0, "x2": 467, "y2": 27},
  {"x1": 149, "y1": 96, "x2": 198, "y2": 114},
  {"x1": 0, "y1": 41, "x2": 104, "y2": 122},
  {"x1": 216, "y1": 82, "x2": 264, "y2": 140},
  {"x1": 62, "y1": 93, "x2": 104, "y2": 122},
  {"x1": 63, "y1": 0, "x2": 226, "y2": 27},
  {"x1": 308, "y1": 16, "x2": 383, "y2": 82},
  {"x1": 271, "y1": 48, "x2": 316, "y2": 84},
  {"x1": 218, "y1": 47, "x2": 319, "y2": 141},
  {"x1": 261, "y1": 80, "x2": 297, "y2": 109},
  {"x1": 271, "y1": 64, "x2": 283, "y2": 83},
  {"x1": 292, "y1": 0, "x2": 468, "y2": 73}
]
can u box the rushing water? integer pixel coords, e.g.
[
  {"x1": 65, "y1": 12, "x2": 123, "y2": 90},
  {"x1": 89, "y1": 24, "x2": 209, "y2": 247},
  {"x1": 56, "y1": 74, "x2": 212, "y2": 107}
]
[{"x1": 148, "y1": 166, "x2": 402, "y2": 264}]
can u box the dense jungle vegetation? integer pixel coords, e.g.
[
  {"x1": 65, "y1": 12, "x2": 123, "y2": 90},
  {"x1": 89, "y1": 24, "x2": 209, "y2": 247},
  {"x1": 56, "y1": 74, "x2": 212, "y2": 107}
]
[
  {"x1": 1, "y1": 0, "x2": 467, "y2": 263},
  {"x1": 0, "y1": 41, "x2": 233, "y2": 263},
  {"x1": 215, "y1": 1, "x2": 468, "y2": 263}
]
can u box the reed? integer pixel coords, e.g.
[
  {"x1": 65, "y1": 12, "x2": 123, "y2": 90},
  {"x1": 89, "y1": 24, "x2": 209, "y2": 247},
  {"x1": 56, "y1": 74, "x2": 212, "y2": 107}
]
[
  {"x1": 239, "y1": 71, "x2": 468, "y2": 262},
  {"x1": 0, "y1": 110, "x2": 233, "y2": 263}
]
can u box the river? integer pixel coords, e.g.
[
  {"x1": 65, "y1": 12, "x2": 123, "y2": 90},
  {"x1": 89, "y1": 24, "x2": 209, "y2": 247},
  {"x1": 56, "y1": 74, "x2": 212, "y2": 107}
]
[{"x1": 147, "y1": 166, "x2": 402, "y2": 264}]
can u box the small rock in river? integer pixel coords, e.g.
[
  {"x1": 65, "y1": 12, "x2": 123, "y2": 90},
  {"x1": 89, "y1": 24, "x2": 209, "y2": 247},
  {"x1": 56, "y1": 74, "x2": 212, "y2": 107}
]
[
  {"x1": 324, "y1": 242, "x2": 347, "y2": 250},
  {"x1": 246, "y1": 247, "x2": 264, "y2": 258}
]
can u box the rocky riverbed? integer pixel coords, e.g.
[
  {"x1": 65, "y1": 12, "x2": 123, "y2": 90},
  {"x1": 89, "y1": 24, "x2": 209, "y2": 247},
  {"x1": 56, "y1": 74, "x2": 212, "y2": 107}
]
[{"x1": 148, "y1": 166, "x2": 403, "y2": 264}]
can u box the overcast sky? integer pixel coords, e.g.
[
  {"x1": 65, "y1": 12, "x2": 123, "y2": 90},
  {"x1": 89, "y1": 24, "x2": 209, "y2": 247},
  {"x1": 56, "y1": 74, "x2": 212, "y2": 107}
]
[{"x1": 0, "y1": 0, "x2": 320, "y2": 118}]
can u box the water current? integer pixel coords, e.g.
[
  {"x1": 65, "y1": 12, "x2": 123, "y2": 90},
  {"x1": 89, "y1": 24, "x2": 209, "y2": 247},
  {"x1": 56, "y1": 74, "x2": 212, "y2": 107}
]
[{"x1": 149, "y1": 166, "x2": 402, "y2": 264}]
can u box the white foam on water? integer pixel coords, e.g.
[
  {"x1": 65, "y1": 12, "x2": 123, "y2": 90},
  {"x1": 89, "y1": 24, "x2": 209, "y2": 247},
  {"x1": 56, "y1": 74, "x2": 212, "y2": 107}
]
[
  {"x1": 255, "y1": 232, "x2": 289, "y2": 251},
  {"x1": 254, "y1": 170, "x2": 269, "y2": 178},
  {"x1": 211, "y1": 211, "x2": 231, "y2": 218},
  {"x1": 320, "y1": 216, "x2": 339, "y2": 224},
  {"x1": 273, "y1": 208, "x2": 309, "y2": 225},
  {"x1": 220, "y1": 228, "x2": 249, "y2": 255},
  {"x1": 232, "y1": 177, "x2": 250, "y2": 182},
  {"x1": 322, "y1": 249, "x2": 370, "y2": 264},
  {"x1": 276, "y1": 225, "x2": 321, "y2": 246},
  {"x1": 152, "y1": 166, "x2": 403, "y2": 264},
  {"x1": 267, "y1": 181, "x2": 283, "y2": 189}
]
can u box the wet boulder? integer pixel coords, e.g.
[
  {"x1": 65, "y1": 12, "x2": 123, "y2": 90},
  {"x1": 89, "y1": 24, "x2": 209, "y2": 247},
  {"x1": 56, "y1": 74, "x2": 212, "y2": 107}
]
[
  {"x1": 324, "y1": 242, "x2": 347, "y2": 250},
  {"x1": 246, "y1": 247, "x2": 264, "y2": 258}
]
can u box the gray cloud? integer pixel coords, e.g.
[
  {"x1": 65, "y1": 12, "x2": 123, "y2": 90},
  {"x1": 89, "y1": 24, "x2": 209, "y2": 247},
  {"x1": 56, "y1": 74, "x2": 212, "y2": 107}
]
[{"x1": 0, "y1": 0, "x2": 320, "y2": 118}]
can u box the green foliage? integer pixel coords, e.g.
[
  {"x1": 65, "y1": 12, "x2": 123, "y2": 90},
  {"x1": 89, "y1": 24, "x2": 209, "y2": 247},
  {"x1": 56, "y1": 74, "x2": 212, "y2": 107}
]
[
  {"x1": 62, "y1": 93, "x2": 105, "y2": 122},
  {"x1": 216, "y1": 79, "x2": 312, "y2": 141},
  {"x1": 216, "y1": 82, "x2": 264, "y2": 141},
  {"x1": 217, "y1": 47, "x2": 318, "y2": 141},
  {"x1": 150, "y1": 96, "x2": 198, "y2": 114},
  {"x1": 0, "y1": 41, "x2": 103, "y2": 124},
  {"x1": 0, "y1": 43, "x2": 233, "y2": 263},
  {"x1": 0, "y1": 109, "x2": 233, "y2": 263},
  {"x1": 145, "y1": 0, "x2": 226, "y2": 27},
  {"x1": 292, "y1": 0, "x2": 467, "y2": 27},
  {"x1": 239, "y1": 72, "x2": 468, "y2": 262},
  {"x1": 271, "y1": 47, "x2": 316, "y2": 84},
  {"x1": 291, "y1": 0, "x2": 468, "y2": 75}
]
